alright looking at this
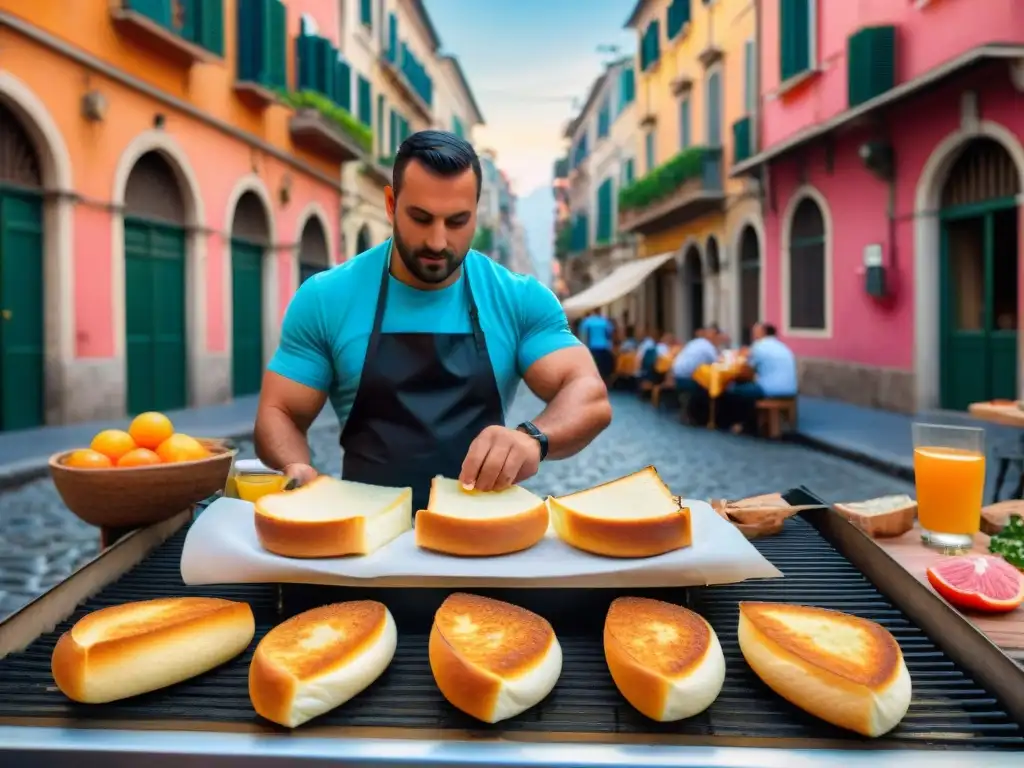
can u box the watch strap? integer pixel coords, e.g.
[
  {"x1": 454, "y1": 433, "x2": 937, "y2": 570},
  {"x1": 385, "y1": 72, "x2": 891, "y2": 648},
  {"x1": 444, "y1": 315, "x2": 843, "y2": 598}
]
[{"x1": 518, "y1": 421, "x2": 549, "y2": 461}]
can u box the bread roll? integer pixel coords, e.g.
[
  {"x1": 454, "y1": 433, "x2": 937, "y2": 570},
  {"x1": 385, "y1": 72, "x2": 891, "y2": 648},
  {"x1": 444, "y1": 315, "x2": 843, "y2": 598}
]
[
  {"x1": 415, "y1": 476, "x2": 548, "y2": 556},
  {"x1": 604, "y1": 597, "x2": 725, "y2": 721},
  {"x1": 738, "y1": 601, "x2": 912, "y2": 737},
  {"x1": 249, "y1": 601, "x2": 397, "y2": 727},
  {"x1": 51, "y1": 597, "x2": 255, "y2": 703},
  {"x1": 834, "y1": 494, "x2": 917, "y2": 538},
  {"x1": 254, "y1": 476, "x2": 412, "y2": 558},
  {"x1": 429, "y1": 593, "x2": 561, "y2": 723},
  {"x1": 547, "y1": 466, "x2": 691, "y2": 557}
]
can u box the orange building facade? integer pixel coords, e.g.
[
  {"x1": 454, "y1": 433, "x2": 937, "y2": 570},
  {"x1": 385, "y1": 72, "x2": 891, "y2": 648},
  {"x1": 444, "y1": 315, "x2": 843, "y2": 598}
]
[{"x1": 0, "y1": 1, "x2": 358, "y2": 430}]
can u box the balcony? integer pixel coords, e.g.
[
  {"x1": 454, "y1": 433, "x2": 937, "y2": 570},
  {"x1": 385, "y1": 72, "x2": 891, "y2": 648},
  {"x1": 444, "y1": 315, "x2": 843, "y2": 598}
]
[
  {"x1": 283, "y1": 92, "x2": 371, "y2": 163},
  {"x1": 379, "y1": 42, "x2": 433, "y2": 121},
  {"x1": 732, "y1": 117, "x2": 752, "y2": 165},
  {"x1": 111, "y1": 0, "x2": 224, "y2": 66},
  {"x1": 618, "y1": 147, "x2": 724, "y2": 235}
]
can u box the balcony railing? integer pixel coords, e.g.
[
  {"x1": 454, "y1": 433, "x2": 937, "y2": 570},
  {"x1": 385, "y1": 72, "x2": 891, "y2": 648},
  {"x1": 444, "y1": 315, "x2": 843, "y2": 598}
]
[
  {"x1": 618, "y1": 146, "x2": 724, "y2": 235},
  {"x1": 281, "y1": 91, "x2": 371, "y2": 163},
  {"x1": 111, "y1": 0, "x2": 224, "y2": 65}
]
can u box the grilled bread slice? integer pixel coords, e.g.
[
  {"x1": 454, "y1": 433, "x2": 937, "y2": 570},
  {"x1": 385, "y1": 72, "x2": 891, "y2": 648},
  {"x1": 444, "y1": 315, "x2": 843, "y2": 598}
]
[
  {"x1": 254, "y1": 476, "x2": 412, "y2": 558},
  {"x1": 51, "y1": 597, "x2": 255, "y2": 704},
  {"x1": 834, "y1": 494, "x2": 917, "y2": 538},
  {"x1": 429, "y1": 593, "x2": 561, "y2": 723},
  {"x1": 249, "y1": 601, "x2": 397, "y2": 727},
  {"x1": 738, "y1": 602, "x2": 912, "y2": 737},
  {"x1": 415, "y1": 476, "x2": 548, "y2": 556},
  {"x1": 547, "y1": 466, "x2": 691, "y2": 557},
  {"x1": 604, "y1": 597, "x2": 725, "y2": 721}
]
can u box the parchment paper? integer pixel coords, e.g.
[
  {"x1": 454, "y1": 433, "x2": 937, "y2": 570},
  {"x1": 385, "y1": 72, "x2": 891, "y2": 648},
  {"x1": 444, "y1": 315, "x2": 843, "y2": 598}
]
[{"x1": 179, "y1": 497, "x2": 783, "y2": 588}]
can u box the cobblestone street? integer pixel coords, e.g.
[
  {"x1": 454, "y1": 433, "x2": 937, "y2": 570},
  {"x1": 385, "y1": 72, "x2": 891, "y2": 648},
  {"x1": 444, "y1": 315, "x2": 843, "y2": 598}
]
[{"x1": 0, "y1": 389, "x2": 912, "y2": 619}]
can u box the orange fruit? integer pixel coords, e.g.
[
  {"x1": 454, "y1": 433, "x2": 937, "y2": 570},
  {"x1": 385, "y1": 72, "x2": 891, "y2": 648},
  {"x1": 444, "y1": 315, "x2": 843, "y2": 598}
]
[
  {"x1": 65, "y1": 449, "x2": 113, "y2": 469},
  {"x1": 156, "y1": 433, "x2": 210, "y2": 463},
  {"x1": 90, "y1": 429, "x2": 137, "y2": 462},
  {"x1": 117, "y1": 448, "x2": 163, "y2": 468},
  {"x1": 128, "y1": 412, "x2": 175, "y2": 450}
]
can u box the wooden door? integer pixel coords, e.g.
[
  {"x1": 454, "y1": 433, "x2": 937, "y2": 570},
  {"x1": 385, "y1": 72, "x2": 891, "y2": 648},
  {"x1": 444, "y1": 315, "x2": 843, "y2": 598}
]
[
  {"x1": 739, "y1": 226, "x2": 760, "y2": 345},
  {"x1": 0, "y1": 189, "x2": 44, "y2": 430},
  {"x1": 940, "y1": 204, "x2": 1019, "y2": 410},
  {"x1": 125, "y1": 218, "x2": 187, "y2": 415},
  {"x1": 231, "y1": 239, "x2": 264, "y2": 397}
]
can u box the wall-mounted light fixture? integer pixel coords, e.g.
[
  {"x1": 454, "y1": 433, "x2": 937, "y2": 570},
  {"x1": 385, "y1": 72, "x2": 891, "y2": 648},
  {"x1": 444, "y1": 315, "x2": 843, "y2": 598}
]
[{"x1": 81, "y1": 90, "x2": 108, "y2": 122}]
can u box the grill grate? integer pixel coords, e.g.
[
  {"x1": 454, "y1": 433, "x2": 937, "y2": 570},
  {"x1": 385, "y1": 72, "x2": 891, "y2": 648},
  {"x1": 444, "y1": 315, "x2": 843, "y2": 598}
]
[{"x1": 0, "y1": 514, "x2": 1021, "y2": 748}]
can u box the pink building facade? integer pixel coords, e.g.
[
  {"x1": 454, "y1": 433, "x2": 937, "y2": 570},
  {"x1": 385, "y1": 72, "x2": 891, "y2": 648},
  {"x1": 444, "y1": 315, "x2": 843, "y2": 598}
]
[{"x1": 735, "y1": 0, "x2": 1024, "y2": 413}]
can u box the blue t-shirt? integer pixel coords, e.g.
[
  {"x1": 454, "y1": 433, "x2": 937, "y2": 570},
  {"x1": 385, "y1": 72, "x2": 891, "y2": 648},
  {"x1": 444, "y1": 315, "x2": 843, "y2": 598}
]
[
  {"x1": 749, "y1": 336, "x2": 798, "y2": 397},
  {"x1": 579, "y1": 315, "x2": 613, "y2": 351},
  {"x1": 268, "y1": 242, "x2": 581, "y2": 431}
]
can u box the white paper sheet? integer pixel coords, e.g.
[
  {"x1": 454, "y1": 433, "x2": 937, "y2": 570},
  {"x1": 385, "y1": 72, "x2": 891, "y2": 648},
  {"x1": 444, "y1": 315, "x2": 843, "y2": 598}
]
[{"x1": 179, "y1": 497, "x2": 783, "y2": 588}]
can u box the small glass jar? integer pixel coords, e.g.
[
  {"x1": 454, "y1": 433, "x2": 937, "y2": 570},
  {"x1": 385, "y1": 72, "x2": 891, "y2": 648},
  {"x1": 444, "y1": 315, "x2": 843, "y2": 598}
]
[{"x1": 225, "y1": 458, "x2": 282, "y2": 499}]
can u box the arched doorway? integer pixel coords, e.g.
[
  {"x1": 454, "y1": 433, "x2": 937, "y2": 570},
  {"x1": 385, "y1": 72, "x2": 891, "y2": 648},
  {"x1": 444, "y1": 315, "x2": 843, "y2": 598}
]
[
  {"x1": 738, "y1": 225, "x2": 761, "y2": 345},
  {"x1": 705, "y1": 236, "x2": 721, "y2": 328},
  {"x1": 230, "y1": 191, "x2": 270, "y2": 397},
  {"x1": 683, "y1": 246, "x2": 703, "y2": 338},
  {"x1": 124, "y1": 151, "x2": 189, "y2": 415},
  {"x1": 0, "y1": 101, "x2": 45, "y2": 431},
  {"x1": 356, "y1": 224, "x2": 372, "y2": 254},
  {"x1": 939, "y1": 138, "x2": 1020, "y2": 410},
  {"x1": 299, "y1": 216, "x2": 330, "y2": 284}
]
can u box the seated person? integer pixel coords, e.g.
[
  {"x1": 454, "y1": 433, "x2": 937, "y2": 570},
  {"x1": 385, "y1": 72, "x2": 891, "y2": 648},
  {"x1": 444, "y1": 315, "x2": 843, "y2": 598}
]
[
  {"x1": 671, "y1": 327, "x2": 719, "y2": 423},
  {"x1": 633, "y1": 329, "x2": 659, "y2": 377},
  {"x1": 644, "y1": 332, "x2": 675, "y2": 386},
  {"x1": 618, "y1": 324, "x2": 639, "y2": 352},
  {"x1": 721, "y1": 322, "x2": 797, "y2": 434}
]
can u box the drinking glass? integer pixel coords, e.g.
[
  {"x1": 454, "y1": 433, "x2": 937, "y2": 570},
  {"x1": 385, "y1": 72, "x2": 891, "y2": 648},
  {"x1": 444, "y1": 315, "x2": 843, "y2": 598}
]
[
  {"x1": 912, "y1": 423, "x2": 986, "y2": 550},
  {"x1": 235, "y1": 474, "x2": 287, "y2": 503}
]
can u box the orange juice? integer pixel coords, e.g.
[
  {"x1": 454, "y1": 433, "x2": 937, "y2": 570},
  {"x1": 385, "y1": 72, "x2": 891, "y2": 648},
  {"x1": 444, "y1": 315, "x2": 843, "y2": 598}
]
[
  {"x1": 235, "y1": 474, "x2": 287, "y2": 503},
  {"x1": 913, "y1": 446, "x2": 985, "y2": 535}
]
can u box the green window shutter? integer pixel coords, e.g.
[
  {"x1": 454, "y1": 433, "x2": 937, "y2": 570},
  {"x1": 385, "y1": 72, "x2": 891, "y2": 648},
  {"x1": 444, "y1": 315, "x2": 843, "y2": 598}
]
[
  {"x1": 357, "y1": 76, "x2": 372, "y2": 126},
  {"x1": 196, "y1": 0, "x2": 225, "y2": 56},
  {"x1": 376, "y1": 94, "x2": 386, "y2": 157},
  {"x1": 296, "y1": 33, "x2": 316, "y2": 91},
  {"x1": 387, "y1": 12, "x2": 398, "y2": 62},
  {"x1": 127, "y1": 0, "x2": 172, "y2": 27},
  {"x1": 237, "y1": 0, "x2": 285, "y2": 89},
  {"x1": 620, "y1": 65, "x2": 635, "y2": 109},
  {"x1": 389, "y1": 109, "x2": 398, "y2": 155},
  {"x1": 235, "y1": 0, "x2": 258, "y2": 82},
  {"x1": 315, "y1": 37, "x2": 336, "y2": 97},
  {"x1": 266, "y1": 0, "x2": 286, "y2": 89},
  {"x1": 335, "y1": 59, "x2": 352, "y2": 111},
  {"x1": 360, "y1": 0, "x2": 373, "y2": 27},
  {"x1": 597, "y1": 178, "x2": 614, "y2": 243},
  {"x1": 780, "y1": 0, "x2": 811, "y2": 82},
  {"x1": 452, "y1": 115, "x2": 464, "y2": 138}
]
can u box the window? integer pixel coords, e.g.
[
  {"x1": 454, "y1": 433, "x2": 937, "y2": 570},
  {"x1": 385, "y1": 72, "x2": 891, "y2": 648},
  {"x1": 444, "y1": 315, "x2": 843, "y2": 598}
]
[
  {"x1": 787, "y1": 196, "x2": 828, "y2": 331},
  {"x1": 705, "y1": 69, "x2": 722, "y2": 147},
  {"x1": 618, "y1": 65, "x2": 635, "y2": 113},
  {"x1": 596, "y1": 177, "x2": 615, "y2": 244},
  {"x1": 357, "y1": 75, "x2": 372, "y2": 127},
  {"x1": 779, "y1": 0, "x2": 815, "y2": 82},
  {"x1": 376, "y1": 94, "x2": 386, "y2": 157},
  {"x1": 452, "y1": 115, "x2": 465, "y2": 138},
  {"x1": 743, "y1": 39, "x2": 756, "y2": 114},
  {"x1": 640, "y1": 20, "x2": 661, "y2": 71},
  {"x1": 645, "y1": 130, "x2": 656, "y2": 172},
  {"x1": 622, "y1": 158, "x2": 635, "y2": 186},
  {"x1": 129, "y1": 0, "x2": 226, "y2": 55},
  {"x1": 236, "y1": 0, "x2": 286, "y2": 89},
  {"x1": 666, "y1": 0, "x2": 691, "y2": 40},
  {"x1": 679, "y1": 95, "x2": 691, "y2": 148},
  {"x1": 296, "y1": 31, "x2": 353, "y2": 112},
  {"x1": 389, "y1": 108, "x2": 410, "y2": 155},
  {"x1": 597, "y1": 96, "x2": 611, "y2": 139},
  {"x1": 360, "y1": 0, "x2": 373, "y2": 28}
]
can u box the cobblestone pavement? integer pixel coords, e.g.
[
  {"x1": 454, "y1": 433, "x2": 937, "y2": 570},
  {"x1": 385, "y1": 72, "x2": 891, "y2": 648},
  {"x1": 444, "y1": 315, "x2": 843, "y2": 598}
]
[{"x1": 0, "y1": 389, "x2": 912, "y2": 619}]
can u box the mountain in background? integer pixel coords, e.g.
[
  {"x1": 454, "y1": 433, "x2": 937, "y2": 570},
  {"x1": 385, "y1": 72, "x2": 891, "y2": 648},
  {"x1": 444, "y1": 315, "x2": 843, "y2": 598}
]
[{"x1": 515, "y1": 185, "x2": 555, "y2": 286}]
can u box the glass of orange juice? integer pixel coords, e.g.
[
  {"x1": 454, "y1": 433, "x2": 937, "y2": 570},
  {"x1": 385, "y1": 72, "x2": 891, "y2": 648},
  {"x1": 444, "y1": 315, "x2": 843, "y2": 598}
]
[
  {"x1": 235, "y1": 473, "x2": 287, "y2": 503},
  {"x1": 913, "y1": 422, "x2": 985, "y2": 550}
]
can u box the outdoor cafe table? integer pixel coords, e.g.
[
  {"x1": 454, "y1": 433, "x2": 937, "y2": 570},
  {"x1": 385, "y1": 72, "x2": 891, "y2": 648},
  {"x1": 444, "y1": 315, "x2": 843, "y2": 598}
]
[{"x1": 693, "y1": 360, "x2": 754, "y2": 428}]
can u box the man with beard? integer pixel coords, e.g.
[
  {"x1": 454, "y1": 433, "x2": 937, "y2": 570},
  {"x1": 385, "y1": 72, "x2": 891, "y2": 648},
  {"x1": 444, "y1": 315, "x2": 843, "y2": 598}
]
[{"x1": 254, "y1": 131, "x2": 612, "y2": 511}]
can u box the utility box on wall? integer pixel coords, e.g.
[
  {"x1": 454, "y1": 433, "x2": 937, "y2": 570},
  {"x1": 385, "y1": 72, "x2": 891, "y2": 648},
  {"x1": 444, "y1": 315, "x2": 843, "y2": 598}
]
[{"x1": 864, "y1": 243, "x2": 887, "y2": 298}]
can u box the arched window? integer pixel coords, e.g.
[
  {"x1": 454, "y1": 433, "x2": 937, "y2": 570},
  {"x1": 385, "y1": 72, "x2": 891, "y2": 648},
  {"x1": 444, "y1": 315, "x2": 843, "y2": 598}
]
[{"x1": 787, "y1": 196, "x2": 827, "y2": 331}]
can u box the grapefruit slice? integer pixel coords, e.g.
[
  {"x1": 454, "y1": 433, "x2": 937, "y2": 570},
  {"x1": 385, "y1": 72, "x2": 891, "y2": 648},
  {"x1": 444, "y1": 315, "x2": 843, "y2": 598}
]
[{"x1": 926, "y1": 555, "x2": 1024, "y2": 613}]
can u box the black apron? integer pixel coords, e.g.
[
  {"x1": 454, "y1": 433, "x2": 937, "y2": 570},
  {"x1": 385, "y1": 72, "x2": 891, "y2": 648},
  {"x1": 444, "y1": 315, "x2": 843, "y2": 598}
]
[{"x1": 339, "y1": 246, "x2": 505, "y2": 512}]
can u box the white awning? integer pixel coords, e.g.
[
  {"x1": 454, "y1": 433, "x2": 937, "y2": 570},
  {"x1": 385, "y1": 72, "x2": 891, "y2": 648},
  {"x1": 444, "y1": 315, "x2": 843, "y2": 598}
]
[{"x1": 560, "y1": 252, "x2": 675, "y2": 318}]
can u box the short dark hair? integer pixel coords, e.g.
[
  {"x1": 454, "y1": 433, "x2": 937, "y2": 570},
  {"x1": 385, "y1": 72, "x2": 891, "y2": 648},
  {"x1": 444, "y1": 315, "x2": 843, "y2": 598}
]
[
  {"x1": 392, "y1": 130, "x2": 482, "y2": 200},
  {"x1": 762, "y1": 322, "x2": 777, "y2": 336}
]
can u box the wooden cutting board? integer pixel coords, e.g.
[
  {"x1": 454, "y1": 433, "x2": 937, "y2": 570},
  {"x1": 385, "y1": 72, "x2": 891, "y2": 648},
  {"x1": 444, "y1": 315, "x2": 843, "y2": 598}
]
[{"x1": 872, "y1": 524, "x2": 1024, "y2": 666}]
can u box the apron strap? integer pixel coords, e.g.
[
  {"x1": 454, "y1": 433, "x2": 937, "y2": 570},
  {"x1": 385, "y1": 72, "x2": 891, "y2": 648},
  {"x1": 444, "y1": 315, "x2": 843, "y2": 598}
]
[{"x1": 463, "y1": 264, "x2": 486, "y2": 353}]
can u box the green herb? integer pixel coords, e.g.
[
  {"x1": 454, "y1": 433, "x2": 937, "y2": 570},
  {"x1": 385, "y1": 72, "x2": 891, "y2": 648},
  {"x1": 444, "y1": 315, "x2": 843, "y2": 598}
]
[{"x1": 989, "y1": 514, "x2": 1024, "y2": 569}]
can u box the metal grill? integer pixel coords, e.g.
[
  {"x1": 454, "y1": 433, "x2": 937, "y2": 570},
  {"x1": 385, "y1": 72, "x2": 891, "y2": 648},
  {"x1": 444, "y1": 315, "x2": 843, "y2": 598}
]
[{"x1": 0, "y1": 510, "x2": 1021, "y2": 749}]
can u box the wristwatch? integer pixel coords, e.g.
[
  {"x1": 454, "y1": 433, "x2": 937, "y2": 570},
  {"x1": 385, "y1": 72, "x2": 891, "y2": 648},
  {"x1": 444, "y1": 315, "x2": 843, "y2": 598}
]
[{"x1": 517, "y1": 421, "x2": 549, "y2": 461}]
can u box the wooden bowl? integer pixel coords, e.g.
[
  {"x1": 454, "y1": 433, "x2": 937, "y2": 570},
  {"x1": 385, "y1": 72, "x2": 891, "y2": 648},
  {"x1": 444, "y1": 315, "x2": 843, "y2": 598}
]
[{"x1": 48, "y1": 438, "x2": 237, "y2": 529}]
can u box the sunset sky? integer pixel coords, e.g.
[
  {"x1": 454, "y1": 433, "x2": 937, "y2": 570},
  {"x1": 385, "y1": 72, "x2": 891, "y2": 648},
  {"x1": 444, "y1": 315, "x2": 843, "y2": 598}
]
[{"x1": 424, "y1": 0, "x2": 636, "y2": 197}]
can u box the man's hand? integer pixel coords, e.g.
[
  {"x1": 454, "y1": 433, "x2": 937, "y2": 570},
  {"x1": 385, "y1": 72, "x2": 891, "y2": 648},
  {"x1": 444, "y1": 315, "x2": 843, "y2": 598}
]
[
  {"x1": 459, "y1": 426, "x2": 541, "y2": 492},
  {"x1": 283, "y1": 462, "x2": 319, "y2": 487}
]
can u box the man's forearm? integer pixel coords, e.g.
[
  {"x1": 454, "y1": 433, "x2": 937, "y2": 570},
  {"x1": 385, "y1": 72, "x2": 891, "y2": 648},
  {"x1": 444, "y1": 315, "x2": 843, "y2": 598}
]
[
  {"x1": 253, "y1": 407, "x2": 313, "y2": 470},
  {"x1": 531, "y1": 377, "x2": 612, "y2": 460}
]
